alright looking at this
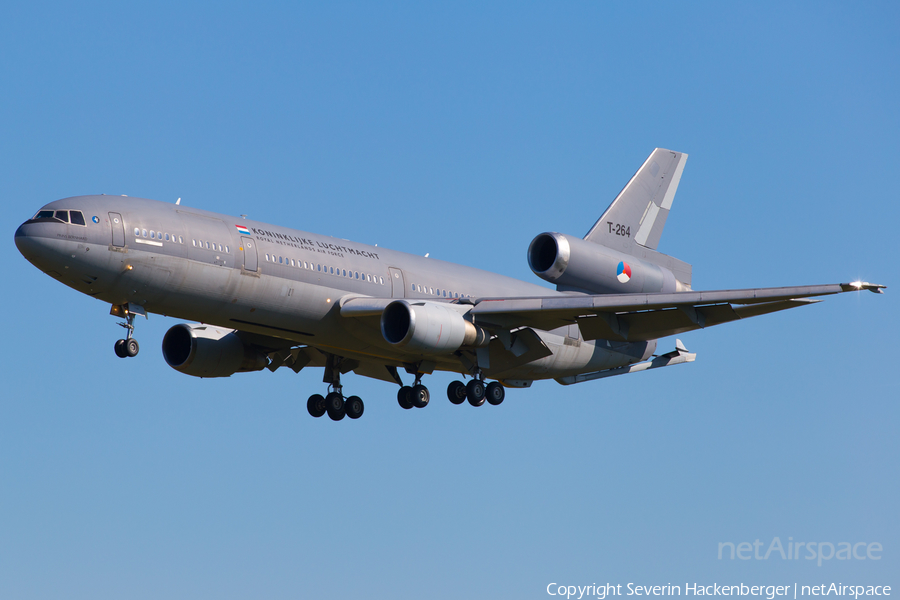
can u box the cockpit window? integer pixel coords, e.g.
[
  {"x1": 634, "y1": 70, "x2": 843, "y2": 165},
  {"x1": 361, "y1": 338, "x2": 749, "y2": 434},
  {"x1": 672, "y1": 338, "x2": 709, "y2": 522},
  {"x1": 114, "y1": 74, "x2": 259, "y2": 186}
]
[{"x1": 28, "y1": 209, "x2": 88, "y2": 225}]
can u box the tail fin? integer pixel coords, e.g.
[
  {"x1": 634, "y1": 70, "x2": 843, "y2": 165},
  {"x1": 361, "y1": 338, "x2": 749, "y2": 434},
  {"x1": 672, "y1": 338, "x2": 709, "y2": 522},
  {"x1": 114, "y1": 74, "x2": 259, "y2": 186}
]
[
  {"x1": 585, "y1": 148, "x2": 687, "y2": 251},
  {"x1": 584, "y1": 148, "x2": 692, "y2": 288}
]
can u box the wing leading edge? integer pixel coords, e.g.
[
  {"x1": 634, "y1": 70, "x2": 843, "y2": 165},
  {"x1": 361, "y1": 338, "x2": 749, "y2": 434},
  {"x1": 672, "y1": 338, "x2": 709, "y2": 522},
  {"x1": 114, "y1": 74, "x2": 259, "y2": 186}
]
[{"x1": 468, "y1": 282, "x2": 886, "y2": 342}]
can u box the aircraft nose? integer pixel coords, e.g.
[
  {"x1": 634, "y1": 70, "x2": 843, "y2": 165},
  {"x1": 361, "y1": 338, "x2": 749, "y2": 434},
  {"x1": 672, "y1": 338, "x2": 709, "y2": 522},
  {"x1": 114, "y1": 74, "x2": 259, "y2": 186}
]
[
  {"x1": 15, "y1": 220, "x2": 59, "y2": 268},
  {"x1": 15, "y1": 222, "x2": 41, "y2": 262}
]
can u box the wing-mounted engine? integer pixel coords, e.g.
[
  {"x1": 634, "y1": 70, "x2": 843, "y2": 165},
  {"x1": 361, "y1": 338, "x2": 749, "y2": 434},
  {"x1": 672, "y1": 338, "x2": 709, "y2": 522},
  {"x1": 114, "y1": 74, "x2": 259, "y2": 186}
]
[
  {"x1": 162, "y1": 324, "x2": 268, "y2": 378},
  {"x1": 527, "y1": 231, "x2": 691, "y2": 294},
  {"x1": 381, "y1": 300, "x2": 489, "y2": 354}
]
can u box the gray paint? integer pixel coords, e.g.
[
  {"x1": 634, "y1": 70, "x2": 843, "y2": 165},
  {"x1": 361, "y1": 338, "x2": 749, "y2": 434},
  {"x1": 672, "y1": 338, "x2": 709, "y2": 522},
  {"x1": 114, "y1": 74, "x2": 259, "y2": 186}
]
[{"x1": 13, "y1": 150, "x2": 884, "y2": 391}]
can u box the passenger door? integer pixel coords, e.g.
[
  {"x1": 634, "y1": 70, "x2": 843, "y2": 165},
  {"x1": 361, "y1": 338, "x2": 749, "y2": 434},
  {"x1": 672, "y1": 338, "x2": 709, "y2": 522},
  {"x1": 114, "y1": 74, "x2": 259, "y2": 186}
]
[
  {"x1": 241, "y1": 236, "x2": 258, "y2": 272},
  {"x1": 109, "y1": 212, "x2": 125, "y2": 247},
  {"x1": 388, "y1": 267, "x2": 405, "y2": 298}
]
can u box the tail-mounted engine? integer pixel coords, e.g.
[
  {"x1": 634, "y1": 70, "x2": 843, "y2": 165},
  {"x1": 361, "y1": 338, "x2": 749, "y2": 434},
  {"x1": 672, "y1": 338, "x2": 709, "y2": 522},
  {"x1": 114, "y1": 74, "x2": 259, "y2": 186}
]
[
  {"x1": 528, "y1": 232, "x2": 690, "y2": 294},
  {"x1": 162, "y1": 324, "x2": 268, "y2": 378}
]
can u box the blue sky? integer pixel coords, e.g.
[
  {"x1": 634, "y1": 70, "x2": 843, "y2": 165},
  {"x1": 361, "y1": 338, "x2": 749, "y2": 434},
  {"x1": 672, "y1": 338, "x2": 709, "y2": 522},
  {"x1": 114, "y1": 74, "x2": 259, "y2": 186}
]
[{"x1": 2, "y1": 2, "x2": 897, "y2": 598}]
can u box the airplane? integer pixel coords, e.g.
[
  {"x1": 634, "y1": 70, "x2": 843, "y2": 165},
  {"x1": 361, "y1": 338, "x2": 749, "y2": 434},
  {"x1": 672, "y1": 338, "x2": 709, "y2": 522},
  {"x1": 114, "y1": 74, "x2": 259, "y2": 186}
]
[{"x1": 14, "y1": 148, "x2": 885, "y2": 422}]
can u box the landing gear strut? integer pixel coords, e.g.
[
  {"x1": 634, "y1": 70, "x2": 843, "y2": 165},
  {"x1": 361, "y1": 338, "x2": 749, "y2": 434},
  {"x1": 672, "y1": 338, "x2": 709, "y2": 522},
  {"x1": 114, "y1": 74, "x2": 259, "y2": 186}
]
[{"x1": 111, "y1": 304, "x2": 144, "y2": 358}]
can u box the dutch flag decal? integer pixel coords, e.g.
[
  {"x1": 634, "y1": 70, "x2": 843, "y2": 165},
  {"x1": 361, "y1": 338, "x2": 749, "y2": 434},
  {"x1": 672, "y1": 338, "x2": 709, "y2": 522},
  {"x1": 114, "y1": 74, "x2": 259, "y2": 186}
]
[
  {"x1": 616, "y1": 261, "x2": 632, "y2": 283},
  {"x1": 235, "y1": 224, "x2": 251, "y2": 235}
]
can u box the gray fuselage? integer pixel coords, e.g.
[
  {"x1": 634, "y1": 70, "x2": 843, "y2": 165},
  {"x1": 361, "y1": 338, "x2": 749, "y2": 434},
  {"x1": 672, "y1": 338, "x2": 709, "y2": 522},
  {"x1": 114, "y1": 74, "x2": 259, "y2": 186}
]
[{"x1": 15, "y1": 195, "x2": 655, "y2": 383}]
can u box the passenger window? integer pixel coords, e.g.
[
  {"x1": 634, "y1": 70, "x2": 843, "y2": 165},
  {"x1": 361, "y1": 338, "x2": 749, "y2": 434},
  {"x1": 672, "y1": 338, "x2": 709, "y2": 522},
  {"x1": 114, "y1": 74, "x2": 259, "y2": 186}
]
[
  {"x1": 206, "y1": 242, "x2": 210, "y2": 249},
  {"x1": 411, "y1": 283, "x2": 416, "y2": 291},
  {"x1": 279, "y1": 256, "x2": 283, "y2": 264},
  {"x1": 179, "y1": 236, "x2": 183, "y2": 244},
  {"x1": 317, "y1": 264, "x2": 321, "y2": 272},
  {"x1": 55, "y1": 211, "x2": 69, "y2": 223},
  {"x1": 142, "y1": 229, "x2": 148, "y2": 237},
  {"x1": 70, "y1": 211, "x2": 86, "y2": 226},
  {"x1": 135, "y1": 228, "x2": 141, "y2": 236},
  {"x1": 266, "y1": 254, "x2": 270, "y2": 261},
  {"x1": 150, "y1": 231, "x2": 156, "y2": 239},
  {"x1": 192, "y1": 239, "x2": 196, "y2": 247},
  {"x1": 165, "y1": 233, "x2": 170, "y2": 241},
  {"x1": 380, "y1": 277, "x2": 384, "y2": 285},
  {"x1": 225, "y1": 246, "x2": 229, "y2": 253}
]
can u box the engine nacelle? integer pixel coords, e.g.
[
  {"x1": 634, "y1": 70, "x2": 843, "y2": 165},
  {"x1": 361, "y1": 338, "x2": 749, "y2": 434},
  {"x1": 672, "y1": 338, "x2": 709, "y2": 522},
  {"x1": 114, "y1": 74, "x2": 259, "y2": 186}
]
[
  {"x1": 381, "y1": 300, "x2": 489, "y2": 354},
  {"x1": 528, "y1": 232, "x2": 688, "y2": 294},
  {"x1": 162, "y1": 324, "x2": 268, "y2": 378}
]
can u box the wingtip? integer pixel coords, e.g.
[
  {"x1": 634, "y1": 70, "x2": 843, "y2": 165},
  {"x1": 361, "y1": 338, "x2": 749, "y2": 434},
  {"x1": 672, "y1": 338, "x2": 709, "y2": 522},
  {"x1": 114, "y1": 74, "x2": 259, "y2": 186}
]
[{"x1": 842, "y1": 281, "x2": 887, "y2": 294}]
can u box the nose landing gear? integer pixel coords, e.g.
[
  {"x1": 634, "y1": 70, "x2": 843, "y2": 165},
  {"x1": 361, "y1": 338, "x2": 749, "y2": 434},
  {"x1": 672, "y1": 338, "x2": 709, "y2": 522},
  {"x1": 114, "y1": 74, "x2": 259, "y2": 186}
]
[{"x1": 111, "y1": 304, "x2": 145, "y2": 358}]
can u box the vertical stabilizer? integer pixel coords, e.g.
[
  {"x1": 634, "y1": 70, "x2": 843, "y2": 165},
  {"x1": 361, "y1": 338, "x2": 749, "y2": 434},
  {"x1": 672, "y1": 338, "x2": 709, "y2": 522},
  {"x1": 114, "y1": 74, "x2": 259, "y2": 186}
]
[{"x1": 584, "y1": 148, "x2": 687, "y2": 252}]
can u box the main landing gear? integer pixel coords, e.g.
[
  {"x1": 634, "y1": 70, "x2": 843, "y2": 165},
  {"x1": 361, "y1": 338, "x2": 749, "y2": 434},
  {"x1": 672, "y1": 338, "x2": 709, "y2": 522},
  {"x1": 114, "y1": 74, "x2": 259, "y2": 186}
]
[
  {"x1": 447, "y1": 378, "x2": 504, "y2": 407},
  {"x1": 397, "y1": 375, "x2": 430, "y2": 410},
  {"x1": 111, "y1": 304, "x2": 144, "y2": 358},
  {"x1": 307, "y1": 388, "x2": 364, "y2": 421},
  {"x1": 307, "y1": 356, "x2": 364, "y2": 422}
]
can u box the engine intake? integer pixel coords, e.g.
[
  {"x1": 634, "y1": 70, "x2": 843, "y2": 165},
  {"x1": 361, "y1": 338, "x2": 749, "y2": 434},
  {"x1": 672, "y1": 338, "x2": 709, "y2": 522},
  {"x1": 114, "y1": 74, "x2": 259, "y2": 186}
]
[
  {"x1": 381, "y1": 300, "x2": 488, "y2": 354},
  {"x1": 528, "y1": 232, "x2": 687, "y2": 294},
  {"x1": 162, "y1": 324, "x2": 267, "y2": 378}
]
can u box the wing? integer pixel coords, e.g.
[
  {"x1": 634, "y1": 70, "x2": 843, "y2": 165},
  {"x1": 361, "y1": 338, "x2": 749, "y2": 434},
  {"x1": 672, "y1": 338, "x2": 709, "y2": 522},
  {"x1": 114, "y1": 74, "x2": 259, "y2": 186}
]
[{"x1": 468, "y1": 282, "x2": 886, "y2": 342}]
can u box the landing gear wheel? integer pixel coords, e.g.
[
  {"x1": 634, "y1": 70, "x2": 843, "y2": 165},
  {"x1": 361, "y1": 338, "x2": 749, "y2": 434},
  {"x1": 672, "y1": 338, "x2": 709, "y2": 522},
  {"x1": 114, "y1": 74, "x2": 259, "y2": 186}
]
[
  {"x1": 447, "y1": 380, "x2": 466, "y2": 405},
  {"x1": 466, "y1": 379, "x2": 486, "y2": 406},
  {"x1": 486, "y1": 382, "x2": 505, "y2": 405},
  {"x1": 307, "y1": 394, "x2": 326, "y2": 418},
  {"x1": 114, "y1": 339, "x2": 128, "y2": 358},
  {"x1": 326, "y1": 392, "x2": 345, "y2": 421},
  {"x1": 124, "y1": 338, "x2": 139, "y2": 357},
  {"x1": 397, "y1": 386, "x2": 413, "y2": 410},
  {"x1": 345, "y1": 396, "x2": 364, "y2": 419},
  {"x1": 411, "y1": 384, "x2": 430, "y2": 408}
]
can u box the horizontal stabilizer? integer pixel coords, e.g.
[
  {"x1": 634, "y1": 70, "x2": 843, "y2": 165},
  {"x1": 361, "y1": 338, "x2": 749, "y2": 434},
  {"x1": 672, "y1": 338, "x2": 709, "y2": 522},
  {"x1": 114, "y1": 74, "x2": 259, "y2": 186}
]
[{"x1": 555, "y1": 339, "x2": 695, "y2": 385}]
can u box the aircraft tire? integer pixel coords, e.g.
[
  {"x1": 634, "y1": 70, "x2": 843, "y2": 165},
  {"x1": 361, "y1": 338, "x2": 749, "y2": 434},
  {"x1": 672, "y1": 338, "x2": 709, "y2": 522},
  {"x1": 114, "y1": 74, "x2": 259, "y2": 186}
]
[
  {"x1": 411, "y1": 384, "x2": 430, "y2": 408},
  {"x1": 447, "y1": 380, "x2": 466, "y2": 405},
  {"x1": 125, "y1": 338, "x2": 139, "y2": 357},
  {"x1": 397, "y1": 386, "x2": 414, "y2": 410},
  {"x1": 326, "y1": 392, "x2": 345, "y2": 421},
  {"x1": 486, "y1": 382, "x2": 505, "y2": 405},
  {"x1": 307, "y1": 394, "x2": 326, "y2": 418},
  {"x1": 345, "y1": 396, "x2": 364, "y2": 419},
  {"x1": 466, "y1": 379, "x2": 486, "y2": 406},
  {"x1": 114, "y1": 339, "x2": 128, "y2": 358}
]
